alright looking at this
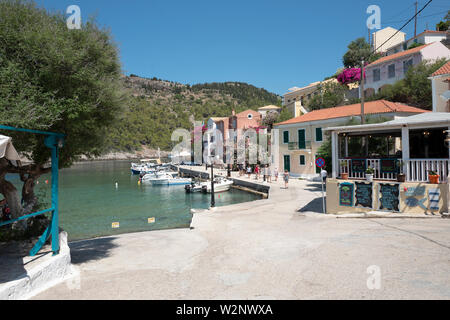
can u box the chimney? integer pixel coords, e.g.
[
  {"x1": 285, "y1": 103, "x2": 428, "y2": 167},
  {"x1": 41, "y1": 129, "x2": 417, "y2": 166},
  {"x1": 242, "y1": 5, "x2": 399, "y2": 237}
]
[{"x1": 232, "y1": 109, "x2": 236, "y2": 116}]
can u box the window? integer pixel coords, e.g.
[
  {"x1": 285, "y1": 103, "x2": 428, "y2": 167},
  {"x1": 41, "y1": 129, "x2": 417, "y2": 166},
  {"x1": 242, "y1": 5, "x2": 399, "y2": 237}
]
[
  {"x1": 299, "y1": 155, "x2": 306, "y2": 166},
  {"x1": 283, "y1": 131, "x2": 289, "y2": 144},
  {"x1": 403, "y1": 59, "x2": 413, "y2": 74},
  {"x1": 247, "y1": 114, "x2": 253, "y2": 120},
  {"x1": 298, "y1": 129, "x2": 306, "y2": 149},
  {"x1": 373, "y1": 69, "x2": 380, "y2": 82},
  {"x1": 388, "y1": 64, "x2": 395, "y2": 78},
  {"x1": 315, "y1": 127, "x2": 323, "y2": 142}
]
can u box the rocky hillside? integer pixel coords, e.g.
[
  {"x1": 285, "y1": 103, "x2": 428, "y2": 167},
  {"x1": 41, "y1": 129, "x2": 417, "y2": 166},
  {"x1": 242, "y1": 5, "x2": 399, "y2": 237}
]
[{"x1": 103, "y1": 75, "x2": 282, "y2": 153}]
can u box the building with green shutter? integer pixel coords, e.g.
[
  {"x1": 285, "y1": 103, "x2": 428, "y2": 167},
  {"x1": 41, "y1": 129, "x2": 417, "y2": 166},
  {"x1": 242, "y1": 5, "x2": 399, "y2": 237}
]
[{"x1": 273, "y1": 100, "x2": 426, "y2": 179}]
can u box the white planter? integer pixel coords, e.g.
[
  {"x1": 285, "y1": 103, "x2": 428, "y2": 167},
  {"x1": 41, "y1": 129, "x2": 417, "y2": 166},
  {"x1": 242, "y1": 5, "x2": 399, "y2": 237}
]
[{"x1": 366, "y1": 174, "x2": 373, "y2": 182}]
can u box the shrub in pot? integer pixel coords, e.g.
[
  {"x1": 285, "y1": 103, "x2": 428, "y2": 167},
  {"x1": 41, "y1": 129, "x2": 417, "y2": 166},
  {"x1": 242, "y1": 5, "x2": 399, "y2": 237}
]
[
  {"x1": 397, "y1": 160, "x2": 406, "y2": 182},
  {"x1": 340, "y1": 161, "x2": 348, "y2": 179},
  {"x1": 428, "y1": 170, "x2": 440, "y2": 184},
  {"x1": 365, "y1": 167, "x2": 374, "y2": 182}
]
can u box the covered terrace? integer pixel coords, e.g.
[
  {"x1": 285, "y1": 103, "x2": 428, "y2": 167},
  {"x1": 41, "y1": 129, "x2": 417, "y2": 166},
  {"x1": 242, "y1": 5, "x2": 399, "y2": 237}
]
[{"x1": 325, "y1": 113, "x2": 450, "y2": 183}]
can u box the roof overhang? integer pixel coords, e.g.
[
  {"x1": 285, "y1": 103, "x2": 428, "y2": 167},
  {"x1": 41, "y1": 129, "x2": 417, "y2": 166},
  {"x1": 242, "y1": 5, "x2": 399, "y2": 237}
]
[{"x1": 324, "y1": 113, "x2": 450, "y2": 134}]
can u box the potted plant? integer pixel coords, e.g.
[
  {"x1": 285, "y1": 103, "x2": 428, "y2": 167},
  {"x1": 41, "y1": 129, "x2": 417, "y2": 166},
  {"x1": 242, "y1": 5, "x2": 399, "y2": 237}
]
[
  {"x1": 428, "y1": 170, "x2": 440, "y2": 184},
  {"x1": 397, "y1": 160, "x2": 406, "y2": 182},
  {"x1": 365, "y1": 167, "x2": 374, "y2": 182},
  {"x1": 340, "y1": 160, "x2": 349, "y2": 179}
]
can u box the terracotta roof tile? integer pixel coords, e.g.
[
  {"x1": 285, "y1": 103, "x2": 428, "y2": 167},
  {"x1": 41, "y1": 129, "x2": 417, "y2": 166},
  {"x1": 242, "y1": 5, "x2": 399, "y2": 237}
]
[
  {"x1": 274, "y1": 100, "x2": 428, "y2": 126},
  {"x1": 432, "y1": 61, "x2": 450, "y2": 77},
  {"x1": 367, "y1": 44, "x2": 430, "y2": 68}
]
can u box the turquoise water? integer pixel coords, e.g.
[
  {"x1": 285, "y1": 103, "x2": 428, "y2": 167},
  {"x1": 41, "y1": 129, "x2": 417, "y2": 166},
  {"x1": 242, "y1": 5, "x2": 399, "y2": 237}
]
[{"x1": 28, "y1": 161, "x2": 260, "y2": 241}]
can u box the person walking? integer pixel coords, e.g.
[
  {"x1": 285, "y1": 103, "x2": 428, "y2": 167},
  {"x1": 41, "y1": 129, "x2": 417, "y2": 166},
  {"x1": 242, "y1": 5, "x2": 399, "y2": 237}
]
[
  {"x1": 283, "y1": 170, "x2": 289, "y2": 189},
  {"x1": 247, "y1": 165, "x2": 252, "y2": 178},
  {"x1": 267, "y1": 165, "x2": 272, "y2": 183},
  {"x1": 274, "y1": 168, "x2": 279, "y2": 182},
  {"x1": 262, "y1": 165, "x2": 267, "y2": 182},
  {"x1": 254, "y1": 164, "x2": 260, "y2": 180}
]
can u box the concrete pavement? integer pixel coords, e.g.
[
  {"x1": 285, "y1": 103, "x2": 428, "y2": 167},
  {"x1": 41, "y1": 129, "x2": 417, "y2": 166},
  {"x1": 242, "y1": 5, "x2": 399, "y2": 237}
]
[{"x1": 33, "y1": 176, "x2": 450, "y2": 299}]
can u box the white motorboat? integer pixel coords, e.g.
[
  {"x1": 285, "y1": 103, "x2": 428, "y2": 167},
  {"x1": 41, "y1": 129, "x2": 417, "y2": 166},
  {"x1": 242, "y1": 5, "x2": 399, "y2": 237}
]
[
  {"x1": 150, "y1": 172, "x2": 192, "y2": 186},
  {"x1": 131, "y1": 159, "x2": 161, "y2": 174},
  {"x1": 201, "y1": 177, "x2": 234, "y2": 193},
  {"x1": 185, "y1": 180, "x2": 208, "y2": 193}
]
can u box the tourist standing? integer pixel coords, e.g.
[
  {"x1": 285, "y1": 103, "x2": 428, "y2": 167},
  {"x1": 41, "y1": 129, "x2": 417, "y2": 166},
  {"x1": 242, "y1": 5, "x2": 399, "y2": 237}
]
[
  {"x1": 274, "y1": 168, "x2": 279, "y2": 182},
  {"x1": 255, "y1": 165, "x2": 260, "y2": 180},
  {"x1": 262, "y1": 165, "x2": 267, "y2": 182},
  {"x1": 283, "y1": 170, "x2": 289, "y2": 189},
  {"x1": 247, "y1": 165, "x2": 252, "y2": 178},
  {"x1": 267, "y1": 165, "x2": 272, "y2": 183}
]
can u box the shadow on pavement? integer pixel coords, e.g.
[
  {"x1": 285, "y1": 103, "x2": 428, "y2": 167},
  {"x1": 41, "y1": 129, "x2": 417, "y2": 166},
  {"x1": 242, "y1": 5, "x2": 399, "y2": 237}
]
[
  {"x1": 303, "y1": 183, "x2": 326, "y2": 192},
  {"x1": 297, "y1": 197, "x2": 326, "y2": 214},
  {"x1": 69, "y1": 237, "x2": 118, "y2": 265},
  {"x1": 0, "y1": 241, "x2": 40, "y2": 284}
]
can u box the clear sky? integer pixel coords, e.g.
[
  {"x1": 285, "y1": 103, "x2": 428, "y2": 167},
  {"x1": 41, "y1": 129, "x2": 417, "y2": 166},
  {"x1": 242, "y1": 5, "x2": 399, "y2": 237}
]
[{"x1": 35, "y1": 0, "x2": 449, "y2": 95}]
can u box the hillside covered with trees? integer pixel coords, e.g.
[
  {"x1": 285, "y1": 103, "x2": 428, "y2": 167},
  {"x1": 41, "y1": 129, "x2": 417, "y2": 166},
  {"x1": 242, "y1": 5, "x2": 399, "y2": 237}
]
[{"x1": 104, "y1": 76, "x2": 283, "y2": 152}]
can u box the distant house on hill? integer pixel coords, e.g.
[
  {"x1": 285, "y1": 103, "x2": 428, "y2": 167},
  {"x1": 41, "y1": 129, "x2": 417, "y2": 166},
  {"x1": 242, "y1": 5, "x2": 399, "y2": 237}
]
[
  {"x1": 363, "y1": 41, "x2": 450, "y2": 97},
  {"x1": 258, "y1": 105, "x2": 281, "y2": 119},
  {"x1": 386, "y1": 30, "x2": 448, "y2": 56},
  {"x1": 372, "y1": 27, "x2": 406, "y2": 53}
]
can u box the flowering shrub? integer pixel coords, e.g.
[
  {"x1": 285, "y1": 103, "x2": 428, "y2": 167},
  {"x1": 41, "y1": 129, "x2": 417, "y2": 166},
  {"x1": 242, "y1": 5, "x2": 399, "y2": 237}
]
[{"x1": 337, "y1": 68, "x2": 365, "y2": 85}]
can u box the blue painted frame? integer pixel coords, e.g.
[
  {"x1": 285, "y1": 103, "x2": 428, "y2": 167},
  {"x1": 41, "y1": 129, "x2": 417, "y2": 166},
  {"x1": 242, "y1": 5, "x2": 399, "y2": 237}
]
[{"x1": 0, "y1": 125, "x2": 64, "y2": 256}]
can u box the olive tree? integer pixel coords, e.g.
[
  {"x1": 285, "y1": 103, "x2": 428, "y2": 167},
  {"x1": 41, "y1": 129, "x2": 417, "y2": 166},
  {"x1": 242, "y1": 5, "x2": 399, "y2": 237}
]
[{"x1": 0, "y1": 0, "x2": 126, "y2": 229}]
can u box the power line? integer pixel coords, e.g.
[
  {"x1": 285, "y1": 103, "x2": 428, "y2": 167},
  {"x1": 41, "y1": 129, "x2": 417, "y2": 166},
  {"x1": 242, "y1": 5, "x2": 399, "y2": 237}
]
[
  {"x1": 371, "y1": 0, "x2": 434, "y2": 55},
  {"x1": 383, "y1": 9, "x2": 448, "y2": 24}
]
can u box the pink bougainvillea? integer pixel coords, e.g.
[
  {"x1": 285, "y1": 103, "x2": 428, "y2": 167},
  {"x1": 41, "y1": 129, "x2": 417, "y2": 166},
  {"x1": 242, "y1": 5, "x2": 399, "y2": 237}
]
[{"x1": 337, "y1": 68, "x2": 366, "y2": 85}]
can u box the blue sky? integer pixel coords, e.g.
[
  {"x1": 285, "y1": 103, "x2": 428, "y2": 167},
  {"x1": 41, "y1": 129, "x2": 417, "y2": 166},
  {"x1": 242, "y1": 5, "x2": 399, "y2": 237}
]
[{"x1": 35, "y1": 0, "x2": 449, "y2": 95}]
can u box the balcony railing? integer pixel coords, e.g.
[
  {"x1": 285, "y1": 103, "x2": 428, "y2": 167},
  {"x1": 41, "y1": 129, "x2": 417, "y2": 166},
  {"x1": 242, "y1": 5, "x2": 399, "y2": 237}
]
[
  {"x1": 288, "y1": 140, "x2": 312, "y2": 151},
  {"x1": 339, "y1": 158, "x2": 449, "y2": 183}
]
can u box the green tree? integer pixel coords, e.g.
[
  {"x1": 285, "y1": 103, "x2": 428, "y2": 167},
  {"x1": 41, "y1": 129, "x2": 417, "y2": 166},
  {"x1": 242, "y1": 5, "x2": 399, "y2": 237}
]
[
  {"x1": 436, "y1": 11, "x2": 450, "y2": 31},
  {"x1": 0, "y1": 0, "x2": 125, "y2": 229},
  {"x1": 343, "y1": 38, "x2": 382, "y2": 68},
  {"x1": 306, "y1": 82, "x2": 350, "y2": 110}
]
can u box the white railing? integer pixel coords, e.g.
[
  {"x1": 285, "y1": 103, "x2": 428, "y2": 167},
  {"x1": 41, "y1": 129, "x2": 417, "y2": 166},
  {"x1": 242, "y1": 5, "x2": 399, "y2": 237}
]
[
  {"x1": 406, "y1": 159, "x2": 449, "y2": 183},
  {"x1": 339, "y1": 158, "x2": 449, "y2": 183}
]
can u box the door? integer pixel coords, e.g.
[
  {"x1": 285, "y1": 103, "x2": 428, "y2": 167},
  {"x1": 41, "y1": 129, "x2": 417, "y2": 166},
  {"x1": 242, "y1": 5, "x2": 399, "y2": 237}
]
[
  {"x1": 298, "y1": 129, "x2": 306, "y2": 149},
  {"x1": 284, "y1": 155, "x2": 291, "y2": 172}
]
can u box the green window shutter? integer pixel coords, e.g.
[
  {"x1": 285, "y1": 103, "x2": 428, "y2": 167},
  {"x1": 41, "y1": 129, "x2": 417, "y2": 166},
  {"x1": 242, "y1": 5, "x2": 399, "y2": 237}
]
[
  {"x1": 283, "y1": 131, "x2": 289, "y2": 143},
  {"x1": 298, "y1": 129, "x2": 305, "y2": 149},
  {"x1": 300, "y1": 155, "x2": 305, "y2": 165},
  {"x1": 316, "y1": 128, "x2": 323, "y2": 142}
]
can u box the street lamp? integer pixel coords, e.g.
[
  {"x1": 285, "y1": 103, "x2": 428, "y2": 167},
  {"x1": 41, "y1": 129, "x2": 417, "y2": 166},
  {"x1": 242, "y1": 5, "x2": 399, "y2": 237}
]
[{"x1": 209, "y1": 154, "x2": 217, "y2": 207}]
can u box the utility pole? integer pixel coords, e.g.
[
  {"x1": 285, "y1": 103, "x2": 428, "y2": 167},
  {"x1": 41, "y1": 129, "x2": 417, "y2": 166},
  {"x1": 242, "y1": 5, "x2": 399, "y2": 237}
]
[
  {"x1": 360, "y1": 59, "x2": 365, "y2": 125},
  {"x1": 414, "y1": 1, "x2": 418, "y2": 37}
]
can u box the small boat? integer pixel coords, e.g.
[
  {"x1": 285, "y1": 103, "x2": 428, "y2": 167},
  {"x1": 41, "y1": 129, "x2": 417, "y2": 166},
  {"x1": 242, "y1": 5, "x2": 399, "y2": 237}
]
[
  {"x1": 185, "y1": 180, "x2": 208, "y2": 193},
  {"x1": 201, "y1": 177, "x2": 234, "y2": 193},
  {"x1": 131, "y1": 159, "x2": 161, "y2": 174},
  {"x1": 150, "y1": 172, "x2": 192, "y2": 186}
]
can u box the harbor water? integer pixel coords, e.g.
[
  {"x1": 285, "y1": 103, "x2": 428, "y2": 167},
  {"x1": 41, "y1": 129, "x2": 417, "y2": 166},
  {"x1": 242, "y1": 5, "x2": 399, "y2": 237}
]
[{"x1": 30, "y1": 161, "x2": 260, "y2": 241}]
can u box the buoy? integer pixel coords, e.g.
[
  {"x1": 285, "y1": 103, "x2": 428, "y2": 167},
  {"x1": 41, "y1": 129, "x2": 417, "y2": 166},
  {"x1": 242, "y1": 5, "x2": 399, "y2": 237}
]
[
  {"x1": 115, "y1": 182, "x2": 118, "y2": 189},
  {"x1": 45, "y1": 180, "x2": 49, "y2": 184}
]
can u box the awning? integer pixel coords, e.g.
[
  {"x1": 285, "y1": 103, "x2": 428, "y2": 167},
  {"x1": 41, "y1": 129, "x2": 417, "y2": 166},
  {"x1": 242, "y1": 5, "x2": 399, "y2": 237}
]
[{"x1": 0, "y1": 134, "x2": 20, "y2": 161}]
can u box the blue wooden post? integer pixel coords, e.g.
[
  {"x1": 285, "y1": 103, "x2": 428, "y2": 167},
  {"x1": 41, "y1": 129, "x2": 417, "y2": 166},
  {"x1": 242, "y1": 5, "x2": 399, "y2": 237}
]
[
  {"x1": 0, "y1": 125, "x2": 64, "y2": 256},
  {"x1": 50, "y1": 144, "x2": 59, "y2": 255},
  {"x1": 44, "y1": 135, "x2": 61, "y2": 255}
]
